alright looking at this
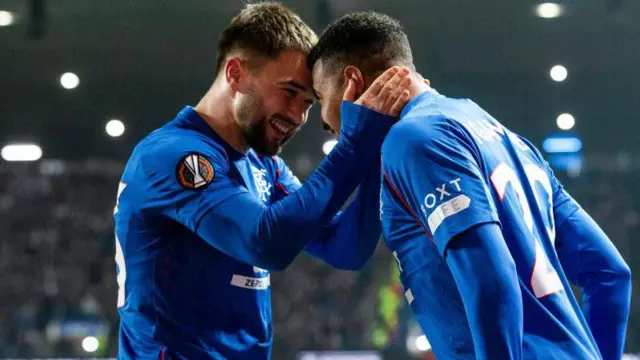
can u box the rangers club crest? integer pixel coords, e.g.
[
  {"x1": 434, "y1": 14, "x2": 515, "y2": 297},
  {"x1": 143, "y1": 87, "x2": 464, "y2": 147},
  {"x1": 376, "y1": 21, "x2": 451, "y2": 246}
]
[{"x1": 251, "y1": 165, "x2": 272, "y2": 202}]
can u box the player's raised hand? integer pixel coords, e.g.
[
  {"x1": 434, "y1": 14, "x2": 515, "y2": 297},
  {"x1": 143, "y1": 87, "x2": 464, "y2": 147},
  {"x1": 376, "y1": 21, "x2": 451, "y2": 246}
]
[{"x1": 343, "y1": 66, "x2": 411, "y2": 118}]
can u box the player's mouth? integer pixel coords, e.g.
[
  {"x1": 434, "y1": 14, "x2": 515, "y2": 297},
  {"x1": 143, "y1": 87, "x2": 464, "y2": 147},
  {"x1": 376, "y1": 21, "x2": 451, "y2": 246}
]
[{"x1": 269, "y1": 117, "x2": 295, "y2": 139}]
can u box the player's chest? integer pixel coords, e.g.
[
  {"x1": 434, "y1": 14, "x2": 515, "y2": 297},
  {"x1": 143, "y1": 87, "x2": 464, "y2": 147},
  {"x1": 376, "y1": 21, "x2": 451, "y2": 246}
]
[{"x1": 230, "y1": 158, "x2": 277, "y2": 204}]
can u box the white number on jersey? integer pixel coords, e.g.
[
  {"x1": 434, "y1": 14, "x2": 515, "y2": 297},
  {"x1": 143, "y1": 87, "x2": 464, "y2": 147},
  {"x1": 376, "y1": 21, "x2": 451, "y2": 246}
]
[
  {"x1": 114, "y1": 182, "x2": 127, "y2": 308},
  {"x1": 490, "y1": 163, "x2": 564, "y2": 298}
]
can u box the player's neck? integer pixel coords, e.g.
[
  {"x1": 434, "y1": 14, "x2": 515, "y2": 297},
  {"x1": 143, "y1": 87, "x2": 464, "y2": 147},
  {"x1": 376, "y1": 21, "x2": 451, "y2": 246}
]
[
  {"x1": 194, "y1": 82, "x2": 250, "y2": 154},
  {"x1": 407, "y1": 73, "x2": 432, "y2": 102}
]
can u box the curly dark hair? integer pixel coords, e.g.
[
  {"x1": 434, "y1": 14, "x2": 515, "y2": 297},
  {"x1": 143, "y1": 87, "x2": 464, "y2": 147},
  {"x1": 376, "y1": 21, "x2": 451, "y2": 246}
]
[{"x1": 308, "y1": 11, "x2": 413, "y2": 77}]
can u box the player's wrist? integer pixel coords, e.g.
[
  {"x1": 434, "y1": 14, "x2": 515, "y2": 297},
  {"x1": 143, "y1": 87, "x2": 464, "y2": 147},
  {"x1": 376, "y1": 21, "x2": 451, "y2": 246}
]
[{"x1": 339, "y1": 101, "x2": 395, "y2": 144}]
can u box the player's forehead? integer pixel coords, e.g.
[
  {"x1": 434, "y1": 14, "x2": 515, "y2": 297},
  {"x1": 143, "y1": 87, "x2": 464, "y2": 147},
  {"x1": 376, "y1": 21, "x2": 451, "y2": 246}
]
[{"x1": 261, "y1": 50, "x2": 312, "y2": 89}]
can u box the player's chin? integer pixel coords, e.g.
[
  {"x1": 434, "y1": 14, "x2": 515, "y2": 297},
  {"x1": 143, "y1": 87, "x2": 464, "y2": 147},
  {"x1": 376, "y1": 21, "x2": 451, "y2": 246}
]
[
  {"x1": 264, "y1": 145, "x2": 282, "y2": 156},
  {"x1": 270, "y1": 140, "x2": 285, "y2": 155},
  {"x1": 265, "y1": 134, "x2": 292, "y2": 156},
  {"x1": 256, "y1": 139, "x2": 282, "y2": 156}
]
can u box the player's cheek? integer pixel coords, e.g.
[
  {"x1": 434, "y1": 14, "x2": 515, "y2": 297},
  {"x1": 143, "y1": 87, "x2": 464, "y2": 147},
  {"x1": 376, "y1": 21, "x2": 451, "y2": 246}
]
[
  {"x1": 319, "y1": 104, "x2": 330, "y2": 128},
  {"x1": 330, "y1": 101, "x2": 341, "y2": 132}
]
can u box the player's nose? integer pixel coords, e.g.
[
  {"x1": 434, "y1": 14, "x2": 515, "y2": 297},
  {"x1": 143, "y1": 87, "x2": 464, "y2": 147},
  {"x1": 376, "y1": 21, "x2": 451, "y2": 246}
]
[{"x1": 286, "y1": 100, "x2": 308, "y2": 126}]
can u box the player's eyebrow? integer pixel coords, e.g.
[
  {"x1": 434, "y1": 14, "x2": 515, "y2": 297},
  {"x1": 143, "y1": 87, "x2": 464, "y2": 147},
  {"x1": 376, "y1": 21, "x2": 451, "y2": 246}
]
[
  {"x1": 278, "y1": 80, "x2": 307, "y2": 92},
  {"x1": 277, "y1": 80, "x2": 317, "y2": 100}
]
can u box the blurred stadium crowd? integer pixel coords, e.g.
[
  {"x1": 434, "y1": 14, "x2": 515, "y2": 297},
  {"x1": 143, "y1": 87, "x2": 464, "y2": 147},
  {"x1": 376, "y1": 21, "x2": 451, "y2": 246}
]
[{"x1": 0, "y1": 158, "x2": 638, "y2": 358}]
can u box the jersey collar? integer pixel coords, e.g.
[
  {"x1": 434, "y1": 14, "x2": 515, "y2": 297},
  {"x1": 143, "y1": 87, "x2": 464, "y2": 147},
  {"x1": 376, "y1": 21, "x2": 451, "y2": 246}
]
[{"x1": 400, "y1": 88, "x2": 441, "y2": 119}]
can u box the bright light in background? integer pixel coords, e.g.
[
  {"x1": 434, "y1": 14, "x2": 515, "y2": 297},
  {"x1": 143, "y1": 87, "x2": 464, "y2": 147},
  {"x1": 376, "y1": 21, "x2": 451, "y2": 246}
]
[
  {"x1": 415, "y1": 335, "x2": 432, "y2": 352},
  {"x1": 81, "y1": 336, "x2": 99, "y2": 353},
  {"x1": 536, "y1": 3, "x2": 563, "y2": 18},
  {"x1": 1, "y1": 144, "x2": 43, "y2": 162},
  {"x1": 60, "y1": 72, "x2": 80, "y2": 89},
  {"x1": 556, "y1": 113, "x2": 575, "y2": 130},
  {"x1": 550, "y1": 65, "x2": 568, "y2": 82},
  {"x1": 322, "y1": 139, "x2": 337, "y2": 155},
  {"x1": 542, "y1": 137, "x2": 583, "y2": 153},
  {"x1": 0, "y1": 11, "x2": 14, "y2": 26},
  {"x1": 106, "y1": 119, "x2": 125, "y2": 137}
]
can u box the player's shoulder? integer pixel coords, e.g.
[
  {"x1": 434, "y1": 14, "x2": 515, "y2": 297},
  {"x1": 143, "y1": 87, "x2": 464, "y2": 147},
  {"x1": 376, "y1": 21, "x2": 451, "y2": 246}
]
[
  {"x1": 383, "y1": 113, "x2": 461, "y2": 157},
  {"x1": 127, "y1": 123, "x2": 232, "y2": 193},
  {"x1": 139, "y1": 125, "x2": 227, "y2": 167},
  {"x1": 382, "y1": 116, "x2": 458, "y2": 172}
]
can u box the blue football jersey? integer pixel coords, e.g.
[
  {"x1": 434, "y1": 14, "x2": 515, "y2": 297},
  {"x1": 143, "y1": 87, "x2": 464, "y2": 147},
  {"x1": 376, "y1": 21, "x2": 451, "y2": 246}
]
[
  {"x1": 114, "y1": 107, "x2": 297, "y2": 359},
  {"x1": 114, "y1": 105, "x2": 387, "y2": 359},
  {"x1": 380, "y1": 90, "x2": 601, "y2": 359}
]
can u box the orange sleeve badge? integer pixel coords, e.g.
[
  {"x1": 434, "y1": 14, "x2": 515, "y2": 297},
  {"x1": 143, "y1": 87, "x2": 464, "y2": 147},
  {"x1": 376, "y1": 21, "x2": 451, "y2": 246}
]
[{"x1": 176, "y1": 153, "x2": 215, "y2": 189}]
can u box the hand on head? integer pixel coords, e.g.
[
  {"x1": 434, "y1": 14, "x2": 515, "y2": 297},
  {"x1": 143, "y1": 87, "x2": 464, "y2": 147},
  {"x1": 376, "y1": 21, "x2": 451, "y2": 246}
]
[{"x1": 342, "y1": 66, "x2": 412, "y2": 118}]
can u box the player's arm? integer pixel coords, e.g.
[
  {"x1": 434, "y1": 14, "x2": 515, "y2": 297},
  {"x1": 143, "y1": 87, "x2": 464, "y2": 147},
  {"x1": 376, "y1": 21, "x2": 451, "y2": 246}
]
[
  {"x1": 305, "y1": 162, "x2": 382, "y2": 270},
  {"x1": 551, "y1": 179, "x2": 631, "y2": 360},
  {"x1": 143, "y1": 68, "x2": 409, "y2": 272},
  {"x1": 272, "y1": 156, "x2": 383, "y2": 271},
  {"x1": 445, "y1": 223, "x2": 523, "y2": 360},
  {"x1": 381, "y1": 117, "x2": 522, "y2": 360}
]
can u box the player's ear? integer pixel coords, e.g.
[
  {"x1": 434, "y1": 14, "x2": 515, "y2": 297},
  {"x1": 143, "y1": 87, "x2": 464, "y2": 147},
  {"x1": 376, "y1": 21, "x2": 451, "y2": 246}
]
[
  {"x1": 225, "y1": 57, "x2": 248, "y2": 93},
  {"x1": 343, "y1": 66, "x2": 365, "y2": 99}
]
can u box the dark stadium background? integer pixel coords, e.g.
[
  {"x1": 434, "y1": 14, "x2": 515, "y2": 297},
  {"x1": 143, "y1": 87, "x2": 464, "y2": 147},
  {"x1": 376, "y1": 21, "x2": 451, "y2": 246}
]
[{"x1": 1, "y1": 0, "x2": 639, "y2": 358}]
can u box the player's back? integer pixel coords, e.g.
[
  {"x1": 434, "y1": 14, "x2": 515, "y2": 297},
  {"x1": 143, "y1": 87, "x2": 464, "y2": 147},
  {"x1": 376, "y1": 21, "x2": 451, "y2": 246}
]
[
  {"x1": 447, "y1": 98, "x2": 599, "y2": 359},
  {"x1": 382, "y1": 91, "x2": 602, "y2": 359}
]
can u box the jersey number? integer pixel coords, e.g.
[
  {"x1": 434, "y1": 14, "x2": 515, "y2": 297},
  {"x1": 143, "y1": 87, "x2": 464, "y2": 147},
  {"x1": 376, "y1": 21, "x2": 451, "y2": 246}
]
[
  {"x1": 114, "y1": 182, "x2": 127, "y2": 308},
  {"x1": 490, "y1": 163, "x2": 563, "y2": 298}
]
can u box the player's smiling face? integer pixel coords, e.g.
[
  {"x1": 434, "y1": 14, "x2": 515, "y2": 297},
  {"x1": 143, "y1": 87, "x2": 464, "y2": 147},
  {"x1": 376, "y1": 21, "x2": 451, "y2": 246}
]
[
  {"x1": 233, "y1": 50, "x2": 315, "y2": 156},
  {"x1": 311, "y1": 59, "x2": 346, "y2": 136}
]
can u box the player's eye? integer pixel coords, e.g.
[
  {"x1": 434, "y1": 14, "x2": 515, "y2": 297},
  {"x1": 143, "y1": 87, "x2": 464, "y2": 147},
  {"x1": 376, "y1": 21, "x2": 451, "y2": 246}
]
[{"x1": 282, "y1": 88, "x2": 297, "y2": 98}]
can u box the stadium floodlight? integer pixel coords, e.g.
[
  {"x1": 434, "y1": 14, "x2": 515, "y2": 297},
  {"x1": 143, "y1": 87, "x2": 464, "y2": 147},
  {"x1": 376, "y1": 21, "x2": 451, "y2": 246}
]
[
  {"x1": 322, "y1": 139, "x2": 338, "y2": 155},
  {"x1": 60, "y1": 72, "x2": 80, "y2": 89},
  {"x1": 550, "y1": 65, "x2": 568, "y2": 82},
  {"x1": 556, "y1": 113, "x2": 575, "y2": 130},
  {"x1": 1, "y1": 143, "x2": 43, "y2": 162},
  {"x1": 542, "y1": 137, "x2": 583, "y2": 154},
  {"x1": 415, "y1": 335, "x2": 432, "y2": 352},
  {"x1": 106, "y1": 119, "x2": 126, "y2": 137},
  {"x1": 82, "y1": 336, "x2": 99, "y2": 353},
  {"x1": 536, "y1": 3, "x2": 564, "y2": 18},
  {"x1": 0, "y1": 10, "x2": 14, "y2": 26}
]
